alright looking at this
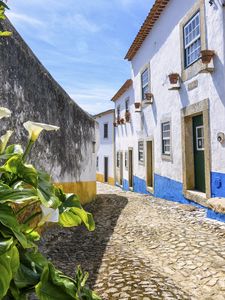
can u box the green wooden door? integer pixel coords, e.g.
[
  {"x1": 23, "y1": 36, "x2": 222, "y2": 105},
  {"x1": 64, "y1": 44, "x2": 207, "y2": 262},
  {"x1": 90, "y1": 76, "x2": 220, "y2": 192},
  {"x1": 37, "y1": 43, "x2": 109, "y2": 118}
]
[{"x1": 193, "y1": 115, "x2": 205, "y2": 193}]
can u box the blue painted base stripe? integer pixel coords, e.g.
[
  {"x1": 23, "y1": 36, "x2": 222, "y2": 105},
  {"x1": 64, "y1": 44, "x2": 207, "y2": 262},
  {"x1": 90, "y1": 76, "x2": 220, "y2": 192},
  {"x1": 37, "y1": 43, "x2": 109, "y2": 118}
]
[
  {"x1": 211, "y1": 171, "x2": 225, "y2": 198},
  {"x1": 116, "y1": 172, "x2": 225, "y2": 223}
]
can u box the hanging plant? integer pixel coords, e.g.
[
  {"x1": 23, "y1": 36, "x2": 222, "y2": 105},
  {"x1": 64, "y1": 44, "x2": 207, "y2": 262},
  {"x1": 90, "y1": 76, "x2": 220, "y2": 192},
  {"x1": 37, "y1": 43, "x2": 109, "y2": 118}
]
[{"x1": 0, "y1": 1, "x2": 12, "y2": 37}]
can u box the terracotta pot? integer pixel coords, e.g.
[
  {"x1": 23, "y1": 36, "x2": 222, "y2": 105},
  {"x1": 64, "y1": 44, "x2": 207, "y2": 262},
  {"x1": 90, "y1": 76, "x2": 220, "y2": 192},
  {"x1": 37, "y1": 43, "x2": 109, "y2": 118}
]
[
  {"x1": 145, "y1": 93, "x2": 153, "y2": 101},
  {"x1": 117, "y1": 118, "x2": 121, "y2": 125},
  {"x1": 134, "y1": 102, "x2": 141, "y2": 109},
  {"x1": 125, "y1": 111, "x2": 131, "y2": 122},
  {"x1": 120, "y1": 118, "x2": 125, "y2": 125},
  {"x1": 168, "y1": 73, "x2": 179, "y2": 84},
  {"x1": 201, "y1": 50, "x2": 214, "y2": 64}
]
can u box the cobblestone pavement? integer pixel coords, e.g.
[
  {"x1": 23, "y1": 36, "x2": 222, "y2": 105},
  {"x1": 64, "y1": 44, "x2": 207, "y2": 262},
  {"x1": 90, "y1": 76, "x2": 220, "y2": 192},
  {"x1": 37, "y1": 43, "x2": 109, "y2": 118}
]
[{"x1": 39, "y1": 183, "x2": 225, "y2": 300}]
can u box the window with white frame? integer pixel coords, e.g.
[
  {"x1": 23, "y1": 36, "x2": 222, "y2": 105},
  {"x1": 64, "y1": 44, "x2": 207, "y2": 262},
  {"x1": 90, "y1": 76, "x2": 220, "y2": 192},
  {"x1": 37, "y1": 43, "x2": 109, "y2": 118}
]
[
  {"x1": 183, "y1": 12, "x2": 201, "y2": 68},
  {"x1": 116, "y1": 152, "x2": 120, "y2": 168},
  {"x1": 117, "y1": 105, "x2": 120, "y2": 120},
  {"x1": 104, "y1": 123, "x2": 108, "y2": 139},
  {"x1": 138, "y1": 141, "x2": 144, "y2": 163},
  {"x1": 141, "y1": 68, "x2": 149, "y2": 100},
  {"x1": 162, "y1": 122, "x2": 171, "y2": 156},
  {"x1": 125, "y1": 98, "x2": 129, "y2": 112},
  {"x1": 125, "y1": 151, "x2": 128, "y2": 169},
  {"x1": 96, "y1": 156, "x2": 99, "y2": 169}
]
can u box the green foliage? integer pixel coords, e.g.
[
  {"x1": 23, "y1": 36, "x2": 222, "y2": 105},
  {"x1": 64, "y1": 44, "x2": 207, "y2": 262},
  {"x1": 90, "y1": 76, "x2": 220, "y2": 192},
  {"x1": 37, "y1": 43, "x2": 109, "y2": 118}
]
[
  {"x1": 0, "y1": 109, "x2": 100, "y2": 300},
  {"x1": 0, "y1": 0, "x2": 12, "y2": 37}
]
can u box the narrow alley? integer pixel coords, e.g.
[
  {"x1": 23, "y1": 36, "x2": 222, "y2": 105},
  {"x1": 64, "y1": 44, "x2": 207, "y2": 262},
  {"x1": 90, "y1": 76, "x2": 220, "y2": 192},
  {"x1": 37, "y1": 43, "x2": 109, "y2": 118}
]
[{"x1": 40, "y1": 183, "x2": 225, "y2": 300}]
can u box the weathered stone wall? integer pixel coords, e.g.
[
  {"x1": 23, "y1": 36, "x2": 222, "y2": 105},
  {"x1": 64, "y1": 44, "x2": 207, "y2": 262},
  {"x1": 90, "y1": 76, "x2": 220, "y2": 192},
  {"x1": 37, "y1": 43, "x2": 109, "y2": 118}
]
[{"x1": 0, "y1": 19, "x2": 96, "y2": 202}]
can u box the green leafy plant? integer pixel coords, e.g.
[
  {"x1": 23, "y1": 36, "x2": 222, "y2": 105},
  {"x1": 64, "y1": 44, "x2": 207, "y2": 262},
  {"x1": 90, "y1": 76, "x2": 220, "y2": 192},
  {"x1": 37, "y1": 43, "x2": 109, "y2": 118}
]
[
  {"x1": 0, "y1": 0, "x2": 12, "y2": 37},
  {"x1": 0, "y1": 108, "x2": 101, "y2": 300}
]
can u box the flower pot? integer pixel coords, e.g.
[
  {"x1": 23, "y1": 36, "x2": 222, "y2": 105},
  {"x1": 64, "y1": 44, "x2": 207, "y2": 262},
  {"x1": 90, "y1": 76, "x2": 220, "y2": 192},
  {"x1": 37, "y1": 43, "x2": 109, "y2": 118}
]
[
  {"x1": 120, "y1": 118, "x2": 125, "y2": 125},
  {"x1": 117, "y1": 118, "x2": 121, "y2": 125},
  {"x1": 125, "y1": 112, "x2": 131, "y2": 122},
  {"x1": 201, "y1": 50, "x2": 214, "y2": 64},
  {"x1": 113, "y1": 122, "x2": 117, "y2": 127},
  {"x1": 134, "y1": 102, "x2": 141, "y2": 109},
  {"x1": 144, "y1": 93, "x2": 153, "y2": 102},
  {"x1": 168, "y1": 73, "x2": 179, "y2": 84}
]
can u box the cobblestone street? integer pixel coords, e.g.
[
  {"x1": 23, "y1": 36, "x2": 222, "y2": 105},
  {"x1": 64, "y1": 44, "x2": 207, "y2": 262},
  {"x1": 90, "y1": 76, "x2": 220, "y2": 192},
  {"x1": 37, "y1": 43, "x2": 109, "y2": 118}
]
[{"x1": 40, "y1": 183, "x2": 225, "y2": 300}]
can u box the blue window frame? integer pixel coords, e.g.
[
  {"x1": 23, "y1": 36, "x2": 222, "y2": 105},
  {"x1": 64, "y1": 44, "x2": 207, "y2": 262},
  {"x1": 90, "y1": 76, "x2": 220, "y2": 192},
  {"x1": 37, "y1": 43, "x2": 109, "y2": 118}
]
[{"x1": 141, "y1": 68, "x2": 149, "y2": 100}]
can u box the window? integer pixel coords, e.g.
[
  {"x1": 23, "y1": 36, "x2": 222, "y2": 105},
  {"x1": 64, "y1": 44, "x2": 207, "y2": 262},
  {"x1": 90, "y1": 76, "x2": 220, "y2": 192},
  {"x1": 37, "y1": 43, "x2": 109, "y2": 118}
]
[
  {"x1": 162, "y1": 122, "x2": 171, "y2": 156},
  {"x1": 138, "y1": 141, "x2": 144, "y2": 163},
  {"x1": 117, "y1": 106, "x2": 120, "y2": 120},
  {"x1": 141, "y1": 68, "x2": 149, "y2": 100},
  {"x1": 125, "y1": 98, "x2": 129, "y2": 112},
  {"x1": 196, "y1": 126, "x2": 204, "y2": 151},
  {"x1": 104, "y1": 123, "x2": 108, "y2": 139},
  {"x1": 116, "y1": 152, "x2": 120, "y2": 168},
  {"x1": 96, "y1": 156, "x2": 99, "y2": 169},
  {"x1": 92, "y1": 141, "x2": 96, "y2": 154},
  {"x1": 125, "y1": 151, "x2": 128, "y2": 169},
  {"x1": 184, "y1": 12, "x2": 201, "y2": 68}
]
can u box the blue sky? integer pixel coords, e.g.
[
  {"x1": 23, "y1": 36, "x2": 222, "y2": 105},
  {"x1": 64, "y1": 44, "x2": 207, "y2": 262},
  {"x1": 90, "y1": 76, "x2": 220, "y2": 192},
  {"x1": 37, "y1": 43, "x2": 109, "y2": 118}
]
[{"x1": 6, "y1": 0, "x2": 154, "y2": 114}]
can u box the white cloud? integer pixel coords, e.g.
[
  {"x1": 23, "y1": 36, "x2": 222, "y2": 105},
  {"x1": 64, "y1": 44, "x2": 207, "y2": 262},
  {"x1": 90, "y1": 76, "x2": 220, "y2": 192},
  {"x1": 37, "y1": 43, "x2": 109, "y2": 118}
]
[
  {"x1": 6, "y1": 12, "x2": 44, "y2": 28},
  {"x1": 67, "y1": 14, "x2": 101, "y2": 33}
]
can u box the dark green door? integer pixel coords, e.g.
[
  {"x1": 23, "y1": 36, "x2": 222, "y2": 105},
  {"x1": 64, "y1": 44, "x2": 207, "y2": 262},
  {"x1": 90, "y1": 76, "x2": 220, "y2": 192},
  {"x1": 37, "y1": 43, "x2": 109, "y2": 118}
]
[{"x1": 193, "y1": 115, "x2": 205, "y2": 192}]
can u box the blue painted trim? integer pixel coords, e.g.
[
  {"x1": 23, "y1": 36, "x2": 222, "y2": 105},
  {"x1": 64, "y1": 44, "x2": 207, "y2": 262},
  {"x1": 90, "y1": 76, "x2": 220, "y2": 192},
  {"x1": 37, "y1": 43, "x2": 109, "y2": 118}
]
[
  {"x1": 206, "y1": 209, "x2": 225, "y2": 223},
  {"x1": 115, "y1": 173, "x2": 225, "y2": 223},
  {"x1": 122, "y1": 179, "x2": 129, "y2": 191},
  {"x1": 133, "y1": 176, "x2": 152, "y2": 195},
  {"x1": 154, "y1": 174, "x2": 204, "y2": 209},
  {"x1": 211, "y1": 171, "x2": 225, "y2": 198}
]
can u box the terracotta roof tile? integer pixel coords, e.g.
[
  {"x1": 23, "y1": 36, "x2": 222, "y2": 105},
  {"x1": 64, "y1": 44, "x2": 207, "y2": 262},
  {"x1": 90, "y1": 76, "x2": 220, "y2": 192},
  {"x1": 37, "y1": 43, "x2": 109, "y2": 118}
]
[{"x1": 111, "y1": 79, "x2": 133, "y2": 102}]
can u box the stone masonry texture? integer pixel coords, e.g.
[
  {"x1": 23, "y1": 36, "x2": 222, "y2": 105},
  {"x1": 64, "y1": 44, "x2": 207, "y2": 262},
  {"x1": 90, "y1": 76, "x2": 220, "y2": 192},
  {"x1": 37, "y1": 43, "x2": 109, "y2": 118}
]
[
  {"x1": 0, "y1": 19, "x2": 95, "y2": 182},
  {"x1": 38, "y1": 183, "x2": 225, "y2": 300}
]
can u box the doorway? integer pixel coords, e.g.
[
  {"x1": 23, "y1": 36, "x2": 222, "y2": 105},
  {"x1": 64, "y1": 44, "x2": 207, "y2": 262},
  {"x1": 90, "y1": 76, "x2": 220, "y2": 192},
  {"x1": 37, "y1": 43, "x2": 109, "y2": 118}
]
[
  {"x1": 146, "y1": 141, "x2": 154, "y2": 189},
  {"x1": 120, "y1": 152, "x2": 123, "y2": 186},
  {"x1": 128, "y1": 149, "x2": 133, "y2": 188},
  {"x1": 193, "y1": 115, "x2": 205, "y2": 192},
  {"x1": 181, "y1": 99, "x2": 211, "y2": 200},
  {"x1": 104, "y1": 157, "x2": 108, "y2": 183}
]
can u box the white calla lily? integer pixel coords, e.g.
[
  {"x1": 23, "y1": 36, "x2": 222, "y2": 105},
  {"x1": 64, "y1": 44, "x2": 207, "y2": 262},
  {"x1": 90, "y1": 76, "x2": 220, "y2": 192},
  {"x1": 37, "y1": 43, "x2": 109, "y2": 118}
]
[
  {"x1": 40, "y1": 205, "x2": 59, "y2": 223},
  {"x1": 23, "y1": 121, "x2": 60, "y2": 142},
  {"x1": 0, "y1": 107, "x2": 11, "y2": 119},
  {"x1": 0, "y1": 130, "x2": 13, "y2": 153}
]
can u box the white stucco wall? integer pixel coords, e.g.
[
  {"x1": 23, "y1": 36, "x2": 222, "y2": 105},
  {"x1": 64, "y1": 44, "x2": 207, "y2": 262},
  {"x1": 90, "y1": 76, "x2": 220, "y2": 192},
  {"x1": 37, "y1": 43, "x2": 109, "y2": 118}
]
[
  {"x1": 127, "y1": 0, "x2": 225, "y2": 184},
  {"x1": 95, "y1": 111, "x2": 115, "y2": 181}
]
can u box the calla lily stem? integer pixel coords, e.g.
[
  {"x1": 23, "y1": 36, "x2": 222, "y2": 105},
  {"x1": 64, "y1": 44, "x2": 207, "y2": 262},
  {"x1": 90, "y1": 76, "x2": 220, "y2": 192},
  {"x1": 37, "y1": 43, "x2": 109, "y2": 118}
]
[{"x1": 23, "y1": 139, "x2": 35, "y2": 162}]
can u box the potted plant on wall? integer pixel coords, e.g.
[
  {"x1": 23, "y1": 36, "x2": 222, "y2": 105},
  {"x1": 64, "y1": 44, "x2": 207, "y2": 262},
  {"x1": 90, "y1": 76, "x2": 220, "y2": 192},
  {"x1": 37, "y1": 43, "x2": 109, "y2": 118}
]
[
  {"x1": 168, "y1": 73, "x2": 180, "y2": 84},
  {"x1": 125, "y1": 111, "x2": 131, "y2": 122},
  {"x1": 144, "y1": 92, "x2": 154, "y2": 104},
  {"x1": 134, "y1": 102, "x2": 141, "y2": 109},
  {"x1": 201, "y1": 50, "x2": 214, "y2": 64},
  {"x1": 113, "y1": 121, "x2": 118, "y2": 127},
  {"x1": 120, "y1": 118, "x2": 125, "y2": 125}
]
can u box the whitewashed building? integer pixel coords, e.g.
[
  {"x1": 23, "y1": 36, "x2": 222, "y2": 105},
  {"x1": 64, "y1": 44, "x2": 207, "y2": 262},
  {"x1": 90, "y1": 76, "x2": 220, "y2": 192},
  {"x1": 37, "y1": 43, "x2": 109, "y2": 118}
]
[
  {"x1": 112, "y1": 0, "x2": 225, "y2": 216},
  {"x1": 94, "y1": 109, "x2": 115, "y2": 185}
]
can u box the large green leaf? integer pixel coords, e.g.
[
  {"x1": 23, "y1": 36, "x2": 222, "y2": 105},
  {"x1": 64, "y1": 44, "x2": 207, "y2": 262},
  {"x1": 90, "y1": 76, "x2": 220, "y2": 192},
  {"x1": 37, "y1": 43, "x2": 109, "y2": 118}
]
[
  {"x1": 0, "y1": 236, "x2": 14, "y2": 255},
  {"x1": 0, "y1": 155, "x2": 38, "y2": 187},
  {"x1": 0, "y1": 187, "x2": 38, "y2": 204},
  {"x1": 35, "y1": 263, "x2": 77, "y2": 300},
  {"x1": 59, "y1": 195, "x2": 95, "y2": 231},
  {"x1": 37, "y1": 171, "x2": 61, "y2": 209},
  {"x1": 0, "y1": 205, "x2": 33, "y2": 249},
  {"x1": 14, "y1": 263, "x2": 40, "y2": 289},
  {"x1": 0, "y1": 246, "x2": 19, "y2": 299}
]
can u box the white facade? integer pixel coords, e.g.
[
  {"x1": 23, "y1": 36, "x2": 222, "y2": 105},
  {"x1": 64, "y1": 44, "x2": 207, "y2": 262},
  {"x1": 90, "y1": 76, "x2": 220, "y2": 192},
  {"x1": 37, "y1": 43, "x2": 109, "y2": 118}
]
[
  {"x1": 94, "y1": 110, "x2": 115, "y2": 185},
  {"x1": 113, "y1": 0, "x2": 225, "y2": 212}
]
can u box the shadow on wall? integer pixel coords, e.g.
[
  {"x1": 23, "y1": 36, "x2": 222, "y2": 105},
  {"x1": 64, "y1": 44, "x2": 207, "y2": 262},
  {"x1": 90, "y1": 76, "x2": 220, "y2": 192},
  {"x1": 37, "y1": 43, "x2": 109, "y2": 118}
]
[{"x1": 39, "y1": 193, "x2": 128, "y2": 289}]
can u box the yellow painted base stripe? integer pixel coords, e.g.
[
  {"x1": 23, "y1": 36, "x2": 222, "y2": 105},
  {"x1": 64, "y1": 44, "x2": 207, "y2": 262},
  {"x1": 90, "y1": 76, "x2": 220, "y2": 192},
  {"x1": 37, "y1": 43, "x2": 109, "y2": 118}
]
[
  {"x1": 96, "y1": 173, "x2": 115, "y2": 186},
  {"x1": 54, "y1": 181, "x2": 96, "y2": 204}
]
